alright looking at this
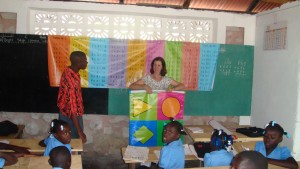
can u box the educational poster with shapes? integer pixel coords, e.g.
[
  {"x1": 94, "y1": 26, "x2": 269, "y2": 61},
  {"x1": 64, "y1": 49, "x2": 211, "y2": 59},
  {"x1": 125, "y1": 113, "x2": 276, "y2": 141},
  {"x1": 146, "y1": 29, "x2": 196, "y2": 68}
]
[
  {"x1": 181, "y1": 42, "x2": 200, "y2": 90},
  {"x1": 130, "y1": 92, "x2": 157, "y2": 121},
  {"x1": 126, "y1": 40, "x2": 146, "y2": 87},
  {"x1": 108, "y1": 39, "x2": 128, "y2": 88},
  {"x1": 89, "y1": 38, "x2": 109, "y2": 88},
  {"x1": 129, "y1": 91, "x2": 185, "y2": 146},
  {"x1": 129, "y1": 120, "x2": 157, "y2": 146},
  {"x1": 157, "y1": 92, "x2": 184, "y2": 120},
  {"x1": 70, "y1": 36, "x2": 90, "y2": 88},
  {"x1": 198, "y1": 44, "x2": 220, "y2": 91},
  {"x1": 164, "y1": 41, "x2": 182, "y2": 82},
  {"x1": 145, "y1": 40, "x2": 164, "y2": 75},
  {"x1": 48, "y1": 35, "x2": 70, "y2": 87}
]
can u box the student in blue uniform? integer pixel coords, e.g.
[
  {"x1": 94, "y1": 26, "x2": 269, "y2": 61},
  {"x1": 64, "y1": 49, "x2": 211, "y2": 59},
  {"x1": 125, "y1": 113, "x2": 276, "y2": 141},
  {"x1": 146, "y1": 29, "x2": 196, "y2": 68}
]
[
  {"x1": 157, "y1": 119, "x2": 186, "y2": 169},
  {"x1": 49, "y1": 146, "x2": 71, "y2": 169},
  {"x1": 231, "y1": 150, "x2": 268, "y2": 169},
  {"x1": 0, "y1": 152, "x2": 17, "y2": 169},
  {"x1": 254, "y1": 121, "x2": 298, "y2": 169},
  {"x1": 39, "y1": 119, "x2": 72, "y2": 156},
  {"x1": 204, "y1": 129, "x2": 234, "y2": 167}
]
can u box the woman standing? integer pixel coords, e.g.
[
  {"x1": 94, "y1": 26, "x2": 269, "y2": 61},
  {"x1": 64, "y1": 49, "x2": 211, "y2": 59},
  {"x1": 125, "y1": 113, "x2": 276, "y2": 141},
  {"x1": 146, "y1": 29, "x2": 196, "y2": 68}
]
[{"x1": 129, "y1": 57, "x2": 184, "y2": 93}]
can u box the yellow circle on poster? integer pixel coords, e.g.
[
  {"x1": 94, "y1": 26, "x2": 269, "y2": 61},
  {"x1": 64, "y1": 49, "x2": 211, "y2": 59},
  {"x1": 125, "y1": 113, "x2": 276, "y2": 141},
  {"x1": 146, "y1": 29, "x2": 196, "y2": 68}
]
[{"x1": 162, "y1": 97, "x2": 180, "y2": 117}]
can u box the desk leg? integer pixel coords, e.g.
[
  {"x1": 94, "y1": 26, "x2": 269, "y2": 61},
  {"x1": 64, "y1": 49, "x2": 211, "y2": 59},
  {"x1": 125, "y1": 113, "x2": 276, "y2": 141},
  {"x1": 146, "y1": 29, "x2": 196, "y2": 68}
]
[{"x1": 128, "y1": 163, "x2": 136, "y2": 169}]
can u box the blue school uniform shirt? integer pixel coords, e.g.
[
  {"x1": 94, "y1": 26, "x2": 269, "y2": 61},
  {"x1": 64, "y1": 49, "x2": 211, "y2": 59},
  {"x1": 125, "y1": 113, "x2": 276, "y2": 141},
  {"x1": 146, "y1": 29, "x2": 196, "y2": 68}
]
[
  {"x1": 53, "y1": 168, "x2": 63, "y2": 169},
  {"x1": 0, "y1": 158, "x2": 5, "y2": 168},
  {"x1": 159, "y1": 139, "x2": 185, "y2": 169},
  {"x1": 254, "y1": 141, "x2": 292, "y2": 160},
  {"x1": 44, "y1": 134, "x2": 72, "y2": 156},
  {"x1": 204, "y1": 149, "x2": 234, "y2": 167}
]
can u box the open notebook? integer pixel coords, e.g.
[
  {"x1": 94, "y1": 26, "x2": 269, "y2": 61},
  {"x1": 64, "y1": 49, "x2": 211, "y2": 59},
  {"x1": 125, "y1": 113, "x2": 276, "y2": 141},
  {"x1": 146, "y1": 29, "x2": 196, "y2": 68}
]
[{"x1": 123, "y1": 145, "x2": 149, "y2": 163}]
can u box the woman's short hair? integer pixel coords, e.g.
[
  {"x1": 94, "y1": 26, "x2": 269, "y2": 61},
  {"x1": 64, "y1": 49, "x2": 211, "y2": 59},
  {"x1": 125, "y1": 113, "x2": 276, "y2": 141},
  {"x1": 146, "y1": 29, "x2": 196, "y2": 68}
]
[{"x1": 150, "y1": 57, "x2": 167, "y2": 76}]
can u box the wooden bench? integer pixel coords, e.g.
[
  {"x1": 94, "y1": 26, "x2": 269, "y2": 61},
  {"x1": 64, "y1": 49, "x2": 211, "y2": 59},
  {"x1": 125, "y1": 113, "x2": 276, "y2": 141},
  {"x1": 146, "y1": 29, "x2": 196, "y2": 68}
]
[
  {"x1": 0, "y1": 139, "x2": 83, "y2": 155},
  {"x1": 5, "y1": 155, "x2": 82, "y2": 169}
]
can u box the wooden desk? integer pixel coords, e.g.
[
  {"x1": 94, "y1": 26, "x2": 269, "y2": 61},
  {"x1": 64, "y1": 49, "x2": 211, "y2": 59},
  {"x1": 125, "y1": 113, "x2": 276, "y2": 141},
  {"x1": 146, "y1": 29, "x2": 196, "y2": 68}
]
[
  {"x1": 186, "y1": 164, "x2": 293, "y2": 169},
  {"x1": 232, "y1": 141, "x2": 256, "y2": 153},
  {"x1": 185, "y1": 125, "x2": 263, "y2": 142},
  {"x1": 121, "y1": 146, "x2": 199, "y2": 169},
  {"x1": 0, "y1": 125, "x2": 25, "y2": 139},
  {"x1": 0, "y1": 139, "x2": 83, "y2": 154},
  {"x1": 5, "y1": 155, "x2": 82, "y2": 169}
]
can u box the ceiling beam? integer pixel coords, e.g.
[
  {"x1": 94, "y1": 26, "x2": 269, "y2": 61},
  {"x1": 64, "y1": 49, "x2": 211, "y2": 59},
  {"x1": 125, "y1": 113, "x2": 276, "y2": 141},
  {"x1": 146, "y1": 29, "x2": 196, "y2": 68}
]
[
  {"x1": 246, "y1": 0, "x2": 261, "y2": 13},
  {"x1": 182, "y1": 0, "x2": 191, "y2": 9}
]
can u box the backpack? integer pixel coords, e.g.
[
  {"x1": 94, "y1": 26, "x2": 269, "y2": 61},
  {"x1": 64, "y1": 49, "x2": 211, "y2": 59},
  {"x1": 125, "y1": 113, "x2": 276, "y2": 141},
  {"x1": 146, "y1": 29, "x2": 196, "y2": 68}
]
[
  {"x1": 236, "y1": 127, "x2": 264, "y2": 137},
  {"x1": 193, "y1": 142, "x2": 211, "y2": 158},
  {"x1": 0, "y1": 120, "x2": 18, "y2": 136}
]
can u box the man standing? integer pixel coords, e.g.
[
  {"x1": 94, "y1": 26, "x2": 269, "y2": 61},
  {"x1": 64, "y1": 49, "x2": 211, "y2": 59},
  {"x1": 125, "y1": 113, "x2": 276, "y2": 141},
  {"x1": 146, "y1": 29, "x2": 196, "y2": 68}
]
[{"x1": 57, "y1": 51, "x2": 87, "y2": 143}]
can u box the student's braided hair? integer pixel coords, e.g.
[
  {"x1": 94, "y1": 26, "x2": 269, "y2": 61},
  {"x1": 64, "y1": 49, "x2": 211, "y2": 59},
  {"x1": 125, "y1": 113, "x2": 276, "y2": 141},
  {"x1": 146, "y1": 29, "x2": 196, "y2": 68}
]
[
  {"x1": 211, "y1": 129, "x2": 233, "y2": 151},
  {"x1": 264, "y1": 121, "x2": 290, "y2": 138},
  {"x1": 166, "y1": 118, "x2": 187, "y2": 135},
  {"x1": 49, "y1": 119, "x2": 68, "y2": 134}
]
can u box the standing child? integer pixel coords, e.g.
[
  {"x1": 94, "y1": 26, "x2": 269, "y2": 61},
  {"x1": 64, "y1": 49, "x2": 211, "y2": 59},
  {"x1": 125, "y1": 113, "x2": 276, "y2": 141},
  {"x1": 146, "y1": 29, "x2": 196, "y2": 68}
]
[
  {"x1": 156, "y1": 119, "x2": 186, "y2": 169},
  {"x1": 204, "y1": 129, "x2": 234, "y2": 167},
  {"x1": 254, "y1": 121, "x2": 298, "y2": 169},
  {"x1": 40, "y1": 119, "x2": 72, "y2": 156},
  {"x1": 49, "y1": 146, "x2": 71, "y2": 169}
]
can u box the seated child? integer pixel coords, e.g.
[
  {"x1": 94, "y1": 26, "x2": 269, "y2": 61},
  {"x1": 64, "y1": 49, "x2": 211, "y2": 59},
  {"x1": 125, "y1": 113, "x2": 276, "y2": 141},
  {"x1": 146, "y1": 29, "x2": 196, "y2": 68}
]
[
  {"x1": 49, "y1": 146, "x2": 71, "y2": 169},
  {"x1": 231, "y1": 150, "x2": 268, "y2": 169},
  {"x1": 39, "y1": 119, "x2": 72, "y2": 156},
  {"x1": 204, "y1": 129, "x2": 234, "y2": 167},
  {"x1": 0, "y1": 152, "x2": 18, "y2": 169},
  {"x1": 254, "y1": 121, "x2": 298, "y2": 169},
  {"x1": 157, "y1": 119, "x2": 187, "y2": 169},
  {"x1": 0, "y1": 142, "x2": 31, "y2": 168}
]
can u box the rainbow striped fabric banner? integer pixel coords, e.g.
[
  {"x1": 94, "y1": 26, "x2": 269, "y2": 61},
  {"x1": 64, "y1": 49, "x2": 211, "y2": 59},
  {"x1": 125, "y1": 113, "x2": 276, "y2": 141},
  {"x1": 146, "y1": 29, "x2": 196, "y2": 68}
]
[{"x1": 48, "y1": 35, "x2": 220, "y2": 91}]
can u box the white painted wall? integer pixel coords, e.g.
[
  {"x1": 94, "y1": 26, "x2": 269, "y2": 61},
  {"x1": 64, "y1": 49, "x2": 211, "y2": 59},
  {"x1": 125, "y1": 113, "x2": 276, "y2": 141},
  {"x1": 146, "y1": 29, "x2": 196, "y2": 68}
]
[
  {"x1": 251, "y1": 1, "x2": 300, "y2": 159},
  {"x1": 0, "y1": 0, "x2": 255, "y2": 45}
]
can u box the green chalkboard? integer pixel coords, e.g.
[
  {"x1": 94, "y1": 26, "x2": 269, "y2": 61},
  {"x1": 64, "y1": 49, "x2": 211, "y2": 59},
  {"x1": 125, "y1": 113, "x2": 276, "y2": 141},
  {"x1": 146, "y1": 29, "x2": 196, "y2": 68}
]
[
  {"x1": 108, "y1": 88, "x2": 130, "y2": 115},
  {"x1": 108, "y1": 44, "x2": 254, "y2": 116},
  {"x1": 185, "y1": 44, "x2": 254, "y2": 116}
]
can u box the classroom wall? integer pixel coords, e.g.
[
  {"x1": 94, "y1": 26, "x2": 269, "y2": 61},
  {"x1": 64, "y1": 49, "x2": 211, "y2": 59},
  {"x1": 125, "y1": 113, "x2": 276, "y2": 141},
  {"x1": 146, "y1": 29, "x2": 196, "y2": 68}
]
[
  {"x1": 0, "y1": 1, "x2": 253, "y2": 168},
  {"x1": 0, "y1": 0, "x2": 256, "y2": 45},
  {"x1": 251, "y1": 1, "x2": 300, "y2": 160}
]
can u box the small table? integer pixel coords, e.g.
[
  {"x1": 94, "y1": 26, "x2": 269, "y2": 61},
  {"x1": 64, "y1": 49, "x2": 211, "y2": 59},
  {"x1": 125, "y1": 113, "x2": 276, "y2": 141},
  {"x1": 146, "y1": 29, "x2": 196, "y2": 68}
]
[
  {"x1": 0, "y1": 139, "x2": 83, "y2": 154},
  {"x1": 184, "y1": 125, "x2": 263, "y2": 142},
  {"x1": 5, "y1": 155, "x2": 82, "y2": 169},
  {"x1": 121, "y1": 146, "x2": 199, "y2": 169}
]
